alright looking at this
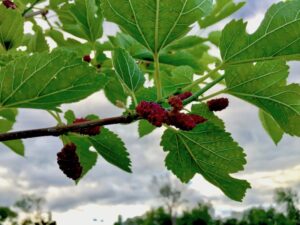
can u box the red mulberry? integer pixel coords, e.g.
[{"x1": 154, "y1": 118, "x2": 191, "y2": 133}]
[
  {"x1": 190, "y1": 114, "x2": 207, "y2": 124},
  {"x1": 168, "y1": 96, "x2": 183, "y2": 111},
  {"x1": 207, "y1": 98, "x2": 229, "y2": 112},
  {"x1": 167, "y1": 112, "x2": 206, "y2": 131},
  {"x1": 73, "y1": 118, "x2": 101, "y2": 136},
  {"x1": 83, "y1": 55, "x2": 92, "y2": 63},
  {"x1": 2, "y1": 0, "x2": 16, "y2": 9},
  {"x1": 136, "y1": 101, "x2": 167, "y2": 127},
  {"x1": 57, "y1": 143, "x2": 82, "y2": 180}
]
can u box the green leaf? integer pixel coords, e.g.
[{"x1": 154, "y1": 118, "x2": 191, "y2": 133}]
[
  {"x1": 161, "y1": 122, "x2": 250, "y2": 201},
  {"x1": 112, "y1": 48, "x2": 145, "y2": 93},
  {"x1": 162, "y1": 66, "x2": 195, "y2": 96},
  {"x1": 191, "y1": 103, "x2": 225, "y2": 129},
  {"x1": 64, "y1": 110, "x2": 76, "y2": 125},
  {"x1": 225, "y1": 60, "x2": 300, "y2": 137},
  {"x1": 208, "y1": 31, "x2": 221, "y2": 46},
  {"x1": 69, "y1": 136, "x2": 98, "y2": 182},
  {"x1": 22, "y1": 25, "x2": 49, "y2": 53},
  {"x1": 0, "y1": 5, "x2": 24, "y2": 52},
  {"x1": 138, "y1": 120, "x2": 156, "y2": 138},
  {"x1": 89, "y1": 128, "x2": 132, "y2": 173},
  {"x1": 199, "y1": 0, "x2": 245, "y2": 28},
  {"x1": 0, "y1": 49, "x2": 107, "y2": 109},
  {"x1": 220, "y1": 0, "x2": 300, "y2": 63},
  {"x1": 0, "y1": 108, "x2": 24, "y2": 156},
  {"x1": 166, "y1": 36, "x2": 205, "y2": 51},
  {"x1": 55, "y1": 0, "x2": 103, "y2": 42},
  {"x1": 2, "y1": 140, "x2": 24, "y2": 156},
  {"x1": 0, "y1": 108, "x2": 17, "y2": 122},
  {"x1": 102, "y1": 0, "x2": 213, "y2": 53},
  {"x1": 104, "y1": 75, "x2": 128, "y2": 107},
  {"x1": 259, "y1": 110, "x2": 284, "y2": 145}
]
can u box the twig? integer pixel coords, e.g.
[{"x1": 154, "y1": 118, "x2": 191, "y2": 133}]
[
  {"x1": 24, "y1": 9, "x2": 48, "y2": 19},
  {"x1": 0, "y1": 115, "x2": 138, "y2": 142},
  {"x1": 22, "y1": 0, "x2": 41, "y2": 16}
]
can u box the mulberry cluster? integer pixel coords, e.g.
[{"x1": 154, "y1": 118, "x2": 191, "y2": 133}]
[
  {"x1": 166, "y1": 112, "x2": 206, "y2": 131},
  {"x1": 2, "y1": 0, "x2": 16, "y2": 9},
  {"x1": 136, "y1": 101, "x2": 167, "y2": 127},
  {"x1": 73, "y1": 118, "x2": 101, "y2": 136},
  {"x1": 136, "y1": 92, "x2": 206, "y2": 131},
  {"x1": 57, "y1": 143, "x2": 83, "y2": 180},
  {"x1": 207, "y1": 98, "x2": 229, "y2": 112},
  {"x1": 168, "y1": 91, "x2": 192, "y2": 111}
]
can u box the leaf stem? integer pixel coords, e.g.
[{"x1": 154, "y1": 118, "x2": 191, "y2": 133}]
[
  {"x1": 154, "y1": 53, "x2": 163, "y2": 100},
  {"x1": 183, "y1": 75, "x2": 226, "y2": 105},
  {"x1": 22, "y1": 0, "x2": 41, "y2": 16},
  {"x1": 131, "y1": 91, "x2": 138, "y2": 106},
  {"x1": 182, "y1": 64, "x2": 224, "y2": 92},
  {"x1": 197, "y1": 89, "x2": 228, "y2": 102}
]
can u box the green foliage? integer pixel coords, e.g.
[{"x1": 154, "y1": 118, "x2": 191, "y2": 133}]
[
  {"x1": 102, "y1": 0, "x2": 213, "y2": 53},
  {"x1": 0, "y1": 5, "x2": 24, "y2": 52},
  {"x1": 89, "y1": 128, "x2": 132, "y2": 173},
  {"x1": 112, "y1": 48, "x2": 145, "y2": 93},
  {"x1": 199, "y1": 0, "x2": 245, "y2": 28},
  {"x1": 0, "y1": 108, "x2": 24, "y2": 156},
  {"x1": 0, "y1": 49, "x2": 107, "y2": 109},
  {"x1": 53, "y1": 0, "x2": 103, "y2": 42},
  {"x1": 220, "y1": 1, "x2": 300, "y2": 63},
  {"x1": 138, "y1": 120, "x2": 156, "y2": 138},
  {"x1": 225, "y1": 61, "x2": 300, "y2": 137},
  {"x1": 161, "y1": 122, "x2": 250, "y2": 201},
  {"x1": 259, "y1": 110, "x2": 284, "y2": 145}
]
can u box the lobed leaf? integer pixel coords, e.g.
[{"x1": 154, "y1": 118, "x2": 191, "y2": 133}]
[
  {"x1": 199, "y1": 0, "x2": 245, "y2": 28},
  {"x1": 55, "y1": 0, "x2": 103, "y2": 42},
  {"x1": 102, "y1": 0, "x2": 213, "y2": 53},
  {"x1": 225, "y1": 61, "x2": 300, "y2": 137},
  {"x1": 220, "y1": 0, "x2": 300, "y2": 63}
]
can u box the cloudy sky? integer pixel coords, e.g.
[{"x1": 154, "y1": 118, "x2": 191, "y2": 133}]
[{"x1": 1, "y1": 0, "x2": 300, "y2": 224}]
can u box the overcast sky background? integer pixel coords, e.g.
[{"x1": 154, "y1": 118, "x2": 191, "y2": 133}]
[{"x1": 1, "y1": 0, "x2": 300, "y2": 224}]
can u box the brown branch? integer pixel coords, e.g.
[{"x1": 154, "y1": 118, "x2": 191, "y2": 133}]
[{"x1": 0, "y1": 115, "x2": 138, "y2": 142}]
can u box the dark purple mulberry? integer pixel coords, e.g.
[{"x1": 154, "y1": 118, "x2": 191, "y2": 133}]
[
  {"x1": 207, "y1": 98, "x2": 229, "y2": 112},
  {"x1": 2, "y1": 0, "x2": 16, "y2": 9},
  {"x1": 83, "y1": 55, "x2": 92, "y2": 63},
  {"x1": 57, "y1": 143, "x2": 83, "y2": 180}
]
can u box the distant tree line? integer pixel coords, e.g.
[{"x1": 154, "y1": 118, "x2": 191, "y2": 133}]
[
  {"x1": 114, "y1": 188, "x2": 300, "y2": 225},
  {"x1": 0, "y1": 194, "x2": 56, "y2": 225}
]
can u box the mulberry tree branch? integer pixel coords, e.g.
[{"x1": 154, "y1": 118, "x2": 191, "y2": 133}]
[{"x1": 0, "y1": 115, "x2": 138, "y2": 142}]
